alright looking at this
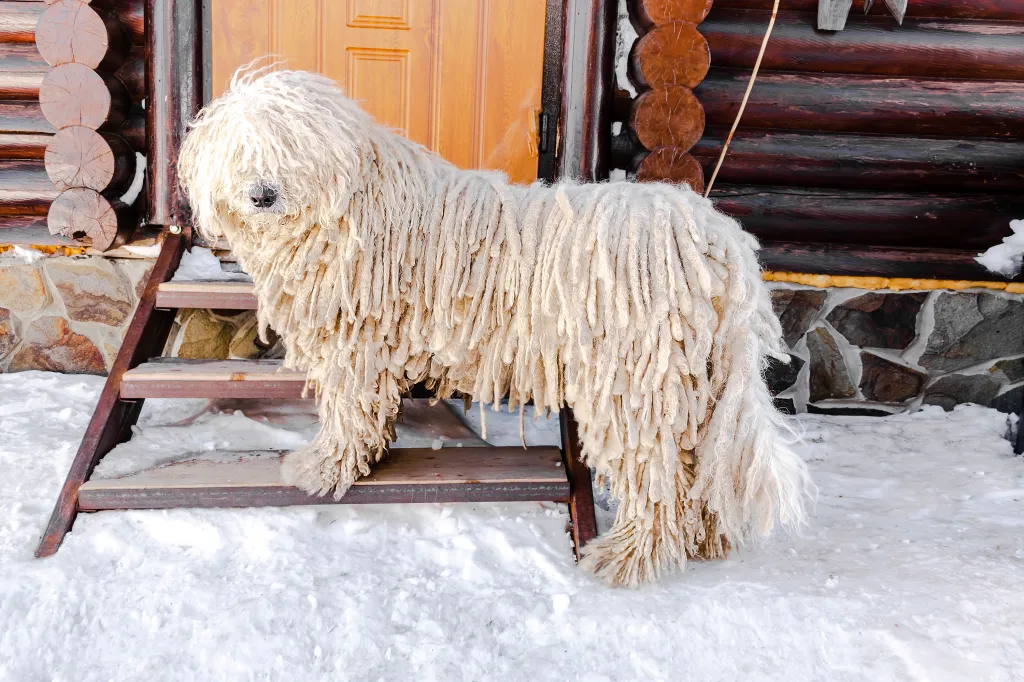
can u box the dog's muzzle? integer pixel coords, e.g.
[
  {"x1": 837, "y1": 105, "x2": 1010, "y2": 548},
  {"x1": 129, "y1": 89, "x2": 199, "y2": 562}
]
[{"x1": 249, "y1": 183, "x2": 279, "y2": 210}]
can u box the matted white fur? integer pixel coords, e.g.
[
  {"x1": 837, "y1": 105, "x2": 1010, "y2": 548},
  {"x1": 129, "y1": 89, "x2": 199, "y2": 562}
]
[{"x1": 177, "y1": 68, "x2": 812, "y2": 586}]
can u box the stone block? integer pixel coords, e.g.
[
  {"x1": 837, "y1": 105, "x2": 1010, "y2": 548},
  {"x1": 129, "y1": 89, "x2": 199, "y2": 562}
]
[
  {"x1": 764, "y1": 355, "x2": 804, "y2": 395},
  {"x1": 922, "y1": 373, "x2": 1001, "y2": 412},
  {"x1": 988, "y1": 358, "x2": 1024, "y2": 384},
  {"x1": 858, "y1": 352, "x2": 926, "y2": 403},
  {"x1": 175, "y1": 309, "x2": 232, "y2": 360},
  {"x1": 807, "y1": 326, "x2": 856, "y2": 401},
  {"x1": 990, "y1": 385, "x2": 1023, "y2": 416},
  {"x1": 116, "y1": 259, "x2": 154, "y2": 303},
  {"x1": 45, "y1": 258, "x2": 133, "y2": 327},
  {"x1": 8, "y1": 316, "x2": 105, "y2": 375},
  {"x1": 0, "y1": 264, "x2": 49, "y2": 314},
  {"x1": 920, "y1": 293, "x2": 1024, "y2": 372},
  {"x1": 826, "y1": 292, "x2": 926, "y2": 350},
  {"x1": 770, "y1": 289, "x2": 827, "y2": 347},
  {"x1": 0, "y1": 307, "x2": 18, "y2": 361}
]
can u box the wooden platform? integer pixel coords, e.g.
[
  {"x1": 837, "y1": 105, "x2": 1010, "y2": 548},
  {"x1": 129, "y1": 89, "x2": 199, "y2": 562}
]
[
  {"x1": 156, "y1": 281, "x2": 257, "y2": 310},
  {"x1": 78, "y1": 447, "x2": 570, "y2": 509},
  {"x1": 121, "y1": 359, "x2": 304, "y2": 399}
]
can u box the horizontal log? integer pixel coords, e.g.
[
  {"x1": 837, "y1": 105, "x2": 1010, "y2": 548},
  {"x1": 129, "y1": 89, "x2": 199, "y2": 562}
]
[
  {"x1": 47, "y1": 186, "x2": 135, "y2": 250},
  {"x1": 0, "y1": 132, "x2": 51, "y2": 159},
  {"x1": 758, "y1": 241, "x2": 1024, "y2": 282},
  {"x1": 0, "y1": 71, "x2": 46, "y2": 100},
  {"x1": 45, "y1": 126, "x2": 135, "y2": 192},
  {"x1": 0, "y1": 159, "x2": 58, "y2": 216},
  {"x1": 636, "y1": 0, "x2": 715, "y2": 28},
  {"x1": 36, "y1": 0, "x2": 130, "y2": 71},
  {"x1": 709, "y1": 0, "x2": 1024, "y2": 20},
  {"x1": 696, "y1": 69, "x2": 1024, "y2": 138},
  {"x1": 630, "y1": 22, "x2": 710, "y2": 90},
  {"x1": 631, "y1": 85, "x2": 705, "y2": 151},
  {"x1": 704, "y1": 11, "x2": 1024, "y2": 81},
  {"x1": 39, "y1": 63, "x2": 130, "y2": 131},
  {"x1": 0, "y1": 3, "x2": 43, "y2": 43},
  {"x1": 109, "y1": 0, "x2": 143, "y2": 44},
  {"x1": 691, "y1": 129, "x2": 1024, "y2": 193},
  {"x1": 710, "y1": 185, "x2": 1021, "y2": 250},
  {"x1": 0, "y1": 103, "x2": 144, "y2": 150},
  {"x1": 0, "y1": 53, "x2": 143, "y2": 104},
  {"x1": 0, "y1": 42, "x2": 48, "y2": 72}
]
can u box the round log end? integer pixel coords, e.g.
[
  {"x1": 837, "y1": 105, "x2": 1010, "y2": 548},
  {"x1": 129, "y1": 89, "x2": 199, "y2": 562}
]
[
  {"x1": 39, "y1": 63, "x2": 127, "y2": 130},
  {"x1": 45, "y1": 126, "x2": 134, "y2": 192},
  {"x1": 631, "y1": 22, "x2": 710, "y2": 90},
  {"x1": 47, "y1": 187, "x2": 135, "y2": 251},
  {"x1": 636, "y1": 0, "x2": 715, "y2": 28},
  {"x1": 636, "y1": 147, "x2": 705, "y2": 193},
  {"x1": 35, "y1": 0, "x2": 124, "y2": 70},
  {"x1": 631, "y1": 85, "x2": 706, "y2": 152}
]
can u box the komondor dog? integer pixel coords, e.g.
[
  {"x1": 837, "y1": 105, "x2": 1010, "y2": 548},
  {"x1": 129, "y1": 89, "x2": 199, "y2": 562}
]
[{"x1": 178, "y1": 68, "x2": 812, "y2": 586}]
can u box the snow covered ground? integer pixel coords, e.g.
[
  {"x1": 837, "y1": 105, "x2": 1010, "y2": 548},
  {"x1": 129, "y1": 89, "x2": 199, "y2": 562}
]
[{"x1": 1, "y1": 371, "x2": 1022, "y2": 681}]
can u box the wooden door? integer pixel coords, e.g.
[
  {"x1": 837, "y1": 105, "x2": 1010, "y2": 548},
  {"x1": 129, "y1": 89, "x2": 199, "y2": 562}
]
[{"x1": 211, "y1": 0, "x2": 548, "y2": 183}]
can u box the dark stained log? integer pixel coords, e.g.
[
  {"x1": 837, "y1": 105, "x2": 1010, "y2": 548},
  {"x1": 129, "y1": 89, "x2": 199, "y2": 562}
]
[
  {"x1": 696, "y1": 69, "x2": 1024, "y2": 138},
  {"x1": 609, "y1": 130, "x2": 645, "y2": 170},
  {"x1": 35, "y1": 0, "x2": 129, "y2": 71},
  {"x1": 636, "y1": 146, "x2": 705, "y2": 192},
  {"x1": 114, "y1": 49, "x2": 144, "y2": 101},
  {"x1": 110, "y1": 0, "x2": 144, "y2": 44},
  {"x1": 0, "y1": 215, "x2": 48, "y2": 230},
  {"x1": 0, "y1": 42, "x2": 48, "y2": 72},
  {"x1": 146, "y1": 0, "x2": 203, "y2": 227},
  {"x1": 44, "y1": 126, "x2": 135, "y2": 192},
  {"x1": 631, "y1": 85, "x2": 705, "y2": 151},
  {"x1": 0, "y1": 102, "x2": 145, "y2": 151},
  {"x1": 629, "y1": 21, "x2": 710, "y2": 90},
  {"x1": 710, "y1": 185, "x2": 1022, "y2": 250},
  {"x1": 611, "y1": 88, "x2": 632, "y2": 122},
  {"x1": 704, "y1": 11, "x2": 1024, "y2": 81},
  {"x1": 710, "y1": 0, "x2": 1024, "y2": 21},
  {"x1": 0, "y1": 132, "x2": 51, "y2": 159},
  {"x1": 38, "y1": 63, "x2": 130, "y2": 131},
  {"x1": 0, "y1": 159, "x2": 58, "y2": 216},
  {"x1": 47, "y1": 186, "x2": 135, "y2": 250},
  {"x1": 0, "y1": 71, "x2": 44, "y2": 100},
  {"x1": 692, "y1": 129, "x2": 1024, "y2": 193},
  {"x1": 557, "y1": 0, "x2": 617, "y2": 182},
  {"x1": 636, "y1": 0, "x2": 715, "y2": 28},
  {"x1": 0, "y1": 2, "x2": 44, "y2": 43},
  {"x1": 758, "y1": 241, "x2": 1024, "y2": 282}
]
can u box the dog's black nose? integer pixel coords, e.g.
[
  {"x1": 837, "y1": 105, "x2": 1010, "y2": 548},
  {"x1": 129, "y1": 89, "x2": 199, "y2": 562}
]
[{"x1": 250, "y1": 185, "x2": 278, "y2": 209}]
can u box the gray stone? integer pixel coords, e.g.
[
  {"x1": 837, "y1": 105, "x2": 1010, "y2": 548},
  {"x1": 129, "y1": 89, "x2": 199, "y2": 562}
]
[
  {"x1": 8, "y1": 316, "x2": 106, "y2": 375},
  {"x1": 0, "y1": 307, "x2": 18, "y2": 361},
  {"x1": 858, "y1": 352, "x2": 926, "y2": 403},
  {"x1": 764, "y1": 355, "x2": 804, "y2": 395},
  {"x1": 45, "y1": 258, "x2": 133, "y2": 327},
  {"x1": 826, "y1": 292, "x2": 926, "y2": 350},
  {"x1": 923, "y1": 374, "x2": 1001, "y2": 412},
  {"x1": 771, "y1": 289, "x2": 827, "y2": 348},
  {"x1": 807, "y1": 327, "x2": 856, "y2": 401},
  {"x1": 990, "y1": 385, "x2": 1023, "y2": 416},
  {"x1": 920, "y1": 293, "x2": 1024, "y2": 372},
  {"x1": 988, "y1": 358, "x2": 1024, "y2": 384},
  {"x1": 0, "y1": 264, "x2": 49, "y2": 314}
]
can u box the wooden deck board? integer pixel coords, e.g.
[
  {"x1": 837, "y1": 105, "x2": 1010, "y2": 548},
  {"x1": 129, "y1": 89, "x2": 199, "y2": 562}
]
[
  {"x1": 155, "y1": 280, "x2": 257, "y2": 310},
  {"x1": 78, "y1": 447, "x2": 570, "y2": 509},
  {"x1": 121, "y1": 359, "x2": 305, "y2": 398}
]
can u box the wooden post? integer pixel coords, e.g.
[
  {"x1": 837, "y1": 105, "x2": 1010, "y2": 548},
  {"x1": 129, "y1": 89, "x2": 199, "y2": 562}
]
[{"x1": 145, "y1": 0, "x2": 202, "y2": 231}]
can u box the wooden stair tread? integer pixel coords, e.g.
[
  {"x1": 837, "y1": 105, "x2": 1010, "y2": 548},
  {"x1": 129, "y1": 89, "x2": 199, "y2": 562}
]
[
  {"x1": 156, "y1": 280, "x2": 257, "y2": 309},
  {"x1": 121, "y1": 359, "x2": 304, "y2": 398},
  {"x1": 78, "y1": 447, "x2": 570, "y2": 509}
]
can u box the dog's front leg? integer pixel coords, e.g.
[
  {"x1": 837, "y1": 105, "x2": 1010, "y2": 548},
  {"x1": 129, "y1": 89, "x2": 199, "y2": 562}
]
[{"x1": 281, "y1": 371, "x2": 402, "y2": 500}]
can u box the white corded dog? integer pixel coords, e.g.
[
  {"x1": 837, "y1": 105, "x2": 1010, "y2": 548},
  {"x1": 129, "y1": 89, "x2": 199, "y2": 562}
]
[{"x1": 178, "y1": 68, "x2": 812, "y2": 586}]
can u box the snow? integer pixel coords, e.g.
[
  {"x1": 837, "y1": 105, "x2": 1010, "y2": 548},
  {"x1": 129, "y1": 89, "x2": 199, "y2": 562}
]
[
  {"x1": 614, "y1": 0, "x2": 638, "y2": 98},
  {"x1": 2, "y1": 371, "x2": 1023, "y2": 680},
  {"x1": 118, "y1": 152, "x2": 147, "y2": 207},
  {"x1": 976, "y1": 219, "x2": 1024, "y2": 278},
  {"x1": 171, "y1": 246, "x2": 252, "y2": 282}
]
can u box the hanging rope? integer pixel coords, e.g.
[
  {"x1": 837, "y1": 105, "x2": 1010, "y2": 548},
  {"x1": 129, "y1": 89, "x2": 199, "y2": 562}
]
[{"x1": 704, "y1": 0, "x2": 781, "y2": 198}]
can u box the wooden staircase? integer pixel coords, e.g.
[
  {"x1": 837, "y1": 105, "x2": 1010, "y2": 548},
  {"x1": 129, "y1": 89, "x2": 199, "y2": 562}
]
[{"x1": 36, "y1": 230, "x2": 598, "y2": 557}]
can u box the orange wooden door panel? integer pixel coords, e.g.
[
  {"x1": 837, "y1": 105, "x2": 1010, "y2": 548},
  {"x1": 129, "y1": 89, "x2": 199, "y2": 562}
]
[{"x1": 210, "y1": 0, "x2": 547, "y2": 183}]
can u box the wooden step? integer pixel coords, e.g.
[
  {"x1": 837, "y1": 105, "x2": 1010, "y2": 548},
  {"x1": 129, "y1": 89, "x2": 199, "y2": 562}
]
[
  {"x1": 78, "y1": 447, "x2": 570, "y2": 509},
  {"x1": 156, "y1": 281, "x2": 257, "y2": 310},
  {"x1": 121, "y1": 359, "x2": 303, "y2": 399}
]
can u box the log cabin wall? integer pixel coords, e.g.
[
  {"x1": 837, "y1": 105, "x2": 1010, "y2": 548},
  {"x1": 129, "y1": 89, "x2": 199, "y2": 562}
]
[
  {"x1": 0, "y1": 0, "x2": 144, "y2": 243},
  {"x1": 616, "y1": 0, "x2": 1024, "y2": 281}
]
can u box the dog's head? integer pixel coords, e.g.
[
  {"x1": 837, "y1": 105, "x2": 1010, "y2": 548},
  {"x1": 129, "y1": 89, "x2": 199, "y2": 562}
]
[{"x1": 178, "y1": 67, "x2": 376, "y2": 242}]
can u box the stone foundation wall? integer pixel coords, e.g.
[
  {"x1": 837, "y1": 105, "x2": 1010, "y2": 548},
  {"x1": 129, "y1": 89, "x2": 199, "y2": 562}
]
[
  {"x1": 2, "y1": 253, "x2": 1022, "y2": 418},
  {"x1": 767, "y1": 284, "x2": 1023, "y2": 416}
]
